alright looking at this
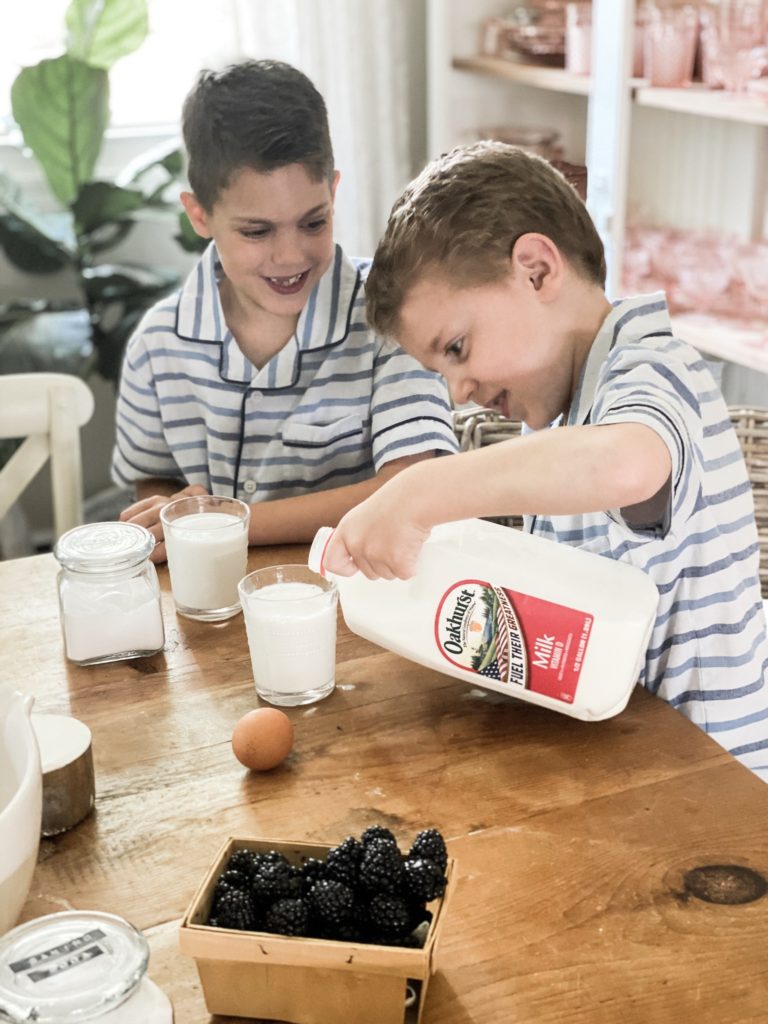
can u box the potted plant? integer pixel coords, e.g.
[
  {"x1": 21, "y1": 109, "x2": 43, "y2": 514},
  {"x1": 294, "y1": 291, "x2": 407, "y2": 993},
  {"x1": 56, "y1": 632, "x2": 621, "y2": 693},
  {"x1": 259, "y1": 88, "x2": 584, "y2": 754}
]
[{"x1": 0, "y1": 0, "x2": 203, "y2": 386}]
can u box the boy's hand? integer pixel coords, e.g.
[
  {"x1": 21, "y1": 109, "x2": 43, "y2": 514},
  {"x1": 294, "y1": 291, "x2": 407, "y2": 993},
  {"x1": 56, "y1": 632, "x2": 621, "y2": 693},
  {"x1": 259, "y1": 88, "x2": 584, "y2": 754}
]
[
  {"x1": 323, "y1": 474, "x2": 432, "y2": 581},
  {"x1": 119, "y1": 483, "x2": 209, "y2": 564}
]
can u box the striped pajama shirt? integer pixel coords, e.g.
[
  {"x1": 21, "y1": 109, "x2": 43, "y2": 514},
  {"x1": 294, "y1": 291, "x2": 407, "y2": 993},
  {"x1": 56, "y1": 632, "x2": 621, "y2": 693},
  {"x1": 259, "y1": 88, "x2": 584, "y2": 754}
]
[
  {"x1": 112, "y1": 242, "x2": 458, "y2": 503},
  {"x1": 528, "y1": 293, "x2": 768, "y2": 780}
]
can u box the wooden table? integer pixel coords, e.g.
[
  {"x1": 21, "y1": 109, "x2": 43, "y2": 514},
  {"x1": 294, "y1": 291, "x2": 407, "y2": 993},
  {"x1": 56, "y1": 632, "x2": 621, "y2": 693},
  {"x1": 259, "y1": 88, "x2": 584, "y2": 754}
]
[{"x1": 6, "y1": 547, "x2": 768, "y2": 1023}]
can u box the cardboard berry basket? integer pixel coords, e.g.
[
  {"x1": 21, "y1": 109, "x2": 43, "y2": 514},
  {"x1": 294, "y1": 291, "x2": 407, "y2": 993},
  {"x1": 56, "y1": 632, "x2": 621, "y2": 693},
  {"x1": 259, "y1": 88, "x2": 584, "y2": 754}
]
[{"x1": 179, "y1": 835, "x2": 455, "y2": 1024}]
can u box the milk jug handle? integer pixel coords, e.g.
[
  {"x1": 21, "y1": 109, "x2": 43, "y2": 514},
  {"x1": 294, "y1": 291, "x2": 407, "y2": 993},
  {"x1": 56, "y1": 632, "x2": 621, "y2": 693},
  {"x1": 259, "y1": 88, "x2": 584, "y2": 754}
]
[{"x1": 308, "y1": 526, "x2": 335, "y2": 577}]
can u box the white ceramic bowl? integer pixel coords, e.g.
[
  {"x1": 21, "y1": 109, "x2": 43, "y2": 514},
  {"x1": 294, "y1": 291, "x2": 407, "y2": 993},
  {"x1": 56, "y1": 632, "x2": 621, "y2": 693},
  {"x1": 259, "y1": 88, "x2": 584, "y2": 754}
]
[{"x1": 0, "y1": 687, "x2": 42, "y2": 935}]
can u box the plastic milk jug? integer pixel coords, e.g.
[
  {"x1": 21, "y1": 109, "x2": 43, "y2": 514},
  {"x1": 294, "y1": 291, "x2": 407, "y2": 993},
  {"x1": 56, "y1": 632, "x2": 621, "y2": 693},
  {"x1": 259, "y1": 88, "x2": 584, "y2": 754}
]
[{"x1": 308, "y1": 518, "x2": 659, "y2": 722}]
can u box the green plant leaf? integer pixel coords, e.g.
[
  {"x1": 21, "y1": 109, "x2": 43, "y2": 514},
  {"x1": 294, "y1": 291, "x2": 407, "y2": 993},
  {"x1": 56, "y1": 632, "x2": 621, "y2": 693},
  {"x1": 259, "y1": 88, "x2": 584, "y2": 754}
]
[
  {"x1": 115, "y1": 137, "x2": 184, "y2": 188},
  {"x1": 0, "y1": 215, "x2": 73, "y2": 274},
  {"x1": 84, "y1": 220, "x2": 136, "y2": 256},
  {"x1": 66, "y1": 0, "x2": 149, "y2": 70},
  {"x1": 73, "y1": 181, "x2": 144, "y2": 233},
  {"x1": 11, "y1": 56, "x2": 109, "y2": 206},
  {"x1": 0, "y1": 172, "x2": 77, "y2": 256},
  {"x1": 82, "y1": 262, "x2": 178, "y2": 303}
]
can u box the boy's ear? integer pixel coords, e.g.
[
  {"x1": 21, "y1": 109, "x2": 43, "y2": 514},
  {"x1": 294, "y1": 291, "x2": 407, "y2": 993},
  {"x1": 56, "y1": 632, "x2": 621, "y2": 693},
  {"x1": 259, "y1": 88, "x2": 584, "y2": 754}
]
[
  {"x1": 330, "y1": 170, "x2": 341, "y2": 203},
  {"x1": 510, "y1": 233, "x2": 562, "y2": 295},
  {"x1": 180, "y1": 191, "x2": 213, "y2": 239}
]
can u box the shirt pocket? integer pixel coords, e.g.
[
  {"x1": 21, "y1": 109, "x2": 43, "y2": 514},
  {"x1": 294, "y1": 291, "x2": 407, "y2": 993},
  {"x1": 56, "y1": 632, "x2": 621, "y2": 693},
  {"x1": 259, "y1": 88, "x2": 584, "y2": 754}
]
[{"x1": 281, "y1": 414, "x2": 364, "y2": 449}]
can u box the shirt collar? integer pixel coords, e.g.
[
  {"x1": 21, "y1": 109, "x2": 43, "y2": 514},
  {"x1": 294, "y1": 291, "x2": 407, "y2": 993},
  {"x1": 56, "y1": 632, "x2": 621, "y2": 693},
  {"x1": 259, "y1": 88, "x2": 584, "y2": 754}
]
[
  {"x1": 567, "y1": 291, "x2": 671, "y2": 425},
  {"x1": 175, "y1": 242, "x2": 361, "y2": 386}
]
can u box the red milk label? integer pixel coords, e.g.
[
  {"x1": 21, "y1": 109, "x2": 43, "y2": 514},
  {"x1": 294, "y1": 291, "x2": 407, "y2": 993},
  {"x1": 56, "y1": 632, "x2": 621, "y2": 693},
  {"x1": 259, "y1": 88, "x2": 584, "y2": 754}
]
[{"x1": 434, "y1": 579, "x2": 593, "y2": 703}]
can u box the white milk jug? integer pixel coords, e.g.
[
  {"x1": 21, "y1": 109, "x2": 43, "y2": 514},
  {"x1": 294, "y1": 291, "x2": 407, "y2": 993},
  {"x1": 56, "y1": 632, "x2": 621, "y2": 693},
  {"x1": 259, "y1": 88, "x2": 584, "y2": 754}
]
[{"x1": 309, "y1": 518, "x2": 659, "y2": 721}]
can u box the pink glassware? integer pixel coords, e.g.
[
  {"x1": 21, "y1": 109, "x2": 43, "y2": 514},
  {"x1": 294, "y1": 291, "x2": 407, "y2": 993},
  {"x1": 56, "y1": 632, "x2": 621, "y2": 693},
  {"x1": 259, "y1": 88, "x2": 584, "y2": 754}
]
[
  {"x1": 633, "y1": 4, "x2": 651, "y2": 78},
  {"x1": 668, "y1": 232, "x2": 738, "y2": 314},
  {"x1": 565, "y1": 2, "x2": 592, "y2": 75},
  {"x1": 699, "y1": 0, "x2": 767, "y2": 91},
  {"x1": 644, "y1": 3, "x2": 700, "y2": 87},
  {"x1": 735, "y1": 241, "x2": 768, "y2": 317}
]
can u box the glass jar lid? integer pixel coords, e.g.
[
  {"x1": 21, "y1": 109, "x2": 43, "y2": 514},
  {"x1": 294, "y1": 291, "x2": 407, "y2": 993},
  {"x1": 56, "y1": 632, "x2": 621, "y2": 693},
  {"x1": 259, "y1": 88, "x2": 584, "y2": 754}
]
[
  {"x1": 54, "y1": 522, "x2": 155, "y2": 574},
  {"x1": 0, "y1": 911, "x2": 148, "y2": 1022}
]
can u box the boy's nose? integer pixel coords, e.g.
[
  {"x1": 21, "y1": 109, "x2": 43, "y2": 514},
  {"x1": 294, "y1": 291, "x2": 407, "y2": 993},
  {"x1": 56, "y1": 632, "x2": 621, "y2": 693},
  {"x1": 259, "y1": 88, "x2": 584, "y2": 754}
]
[
  {"x1": 448, "y1": 376, "x2": 475, "y2": 407},
  {"x1": 271, "y1": 231, "x2": 304, "y2": 267}
]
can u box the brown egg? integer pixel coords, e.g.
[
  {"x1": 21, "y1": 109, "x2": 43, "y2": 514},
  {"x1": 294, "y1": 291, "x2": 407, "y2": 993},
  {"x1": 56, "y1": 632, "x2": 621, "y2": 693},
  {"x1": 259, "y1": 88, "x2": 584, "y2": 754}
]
[{"x1": 231, "y1": 708, "x2": 294, "y2": 771}]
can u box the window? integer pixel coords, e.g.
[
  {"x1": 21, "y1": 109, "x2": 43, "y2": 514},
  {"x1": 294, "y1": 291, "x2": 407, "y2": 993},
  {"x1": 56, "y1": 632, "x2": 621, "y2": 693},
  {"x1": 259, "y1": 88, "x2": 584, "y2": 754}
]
[{"x1": 1, "y1": 0, "x2": 242, "y2": 135}]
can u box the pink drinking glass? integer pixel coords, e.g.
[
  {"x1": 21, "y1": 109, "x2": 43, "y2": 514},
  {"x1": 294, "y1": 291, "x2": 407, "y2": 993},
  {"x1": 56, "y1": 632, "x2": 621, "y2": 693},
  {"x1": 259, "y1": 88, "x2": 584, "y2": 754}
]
[
  {"x1": 565, "y1": 2, "x2": 592, "y2": 75},
  {"x1": 672, "y1": 236, "x2": 736, "y2": 314},
  {"x1": 699, "y1": 0, "x2": 767, "y2": 91},
  {"x1": 644, "y1": 3, "x2": 700, "y2": 87}
]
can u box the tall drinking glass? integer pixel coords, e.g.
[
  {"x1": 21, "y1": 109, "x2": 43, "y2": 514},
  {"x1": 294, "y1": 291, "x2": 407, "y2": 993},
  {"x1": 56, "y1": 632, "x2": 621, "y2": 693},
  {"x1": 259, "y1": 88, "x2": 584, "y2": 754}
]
[
  {"x1": 700, "y1": 0, "x2": 767, "y2": 91},
  {"x1": 238, "y1": 565, "x2": 338, "y2": 707},
  {"x1": 160, "y1": 495, "x2": 250, "y2": 621},
  {"x1": 644, "y1": 3, "x2": 700, "y2": 87}
]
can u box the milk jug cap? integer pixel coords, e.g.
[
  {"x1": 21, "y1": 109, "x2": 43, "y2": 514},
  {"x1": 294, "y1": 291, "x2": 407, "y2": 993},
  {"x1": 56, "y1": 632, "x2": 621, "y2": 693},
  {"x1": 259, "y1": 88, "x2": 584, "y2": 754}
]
[{"x1": 307, "y1": 526, "x2": 334, "y2": 576}]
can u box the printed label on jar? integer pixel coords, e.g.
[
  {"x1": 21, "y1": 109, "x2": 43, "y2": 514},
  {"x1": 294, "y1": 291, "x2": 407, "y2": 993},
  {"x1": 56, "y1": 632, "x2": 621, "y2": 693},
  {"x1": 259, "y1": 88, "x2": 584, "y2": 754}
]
[
  {"x1": 434, "y1": 579, "x2": 593, "y2": 703},
  {"x1": 9, "y1": 929, "x2": 109, "y2": 983}
]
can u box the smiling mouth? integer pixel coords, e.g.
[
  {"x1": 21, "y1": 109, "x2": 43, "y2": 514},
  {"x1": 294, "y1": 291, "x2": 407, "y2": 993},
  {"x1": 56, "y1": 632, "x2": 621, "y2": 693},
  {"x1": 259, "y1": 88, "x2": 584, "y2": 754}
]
[
  {"x1": 264, "y1": 270, "x2": 310, "y2": 294},
  {"x1": 490, "y1": 390, "x2": 510, "y2": 418}
]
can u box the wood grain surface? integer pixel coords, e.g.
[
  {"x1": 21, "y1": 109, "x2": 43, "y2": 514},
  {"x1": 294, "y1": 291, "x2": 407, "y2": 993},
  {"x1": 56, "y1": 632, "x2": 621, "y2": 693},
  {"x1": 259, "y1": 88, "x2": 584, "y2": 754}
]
[{"x1": 4, "y1": 547, "x2": 768, "y2": 1023}]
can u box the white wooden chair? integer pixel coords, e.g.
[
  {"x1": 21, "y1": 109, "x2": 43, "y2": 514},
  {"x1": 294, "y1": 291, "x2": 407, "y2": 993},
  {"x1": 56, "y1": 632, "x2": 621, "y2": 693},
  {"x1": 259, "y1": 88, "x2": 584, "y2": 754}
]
[{"x1": 0, "y1": 373, "x2": 95, "y2": 541}]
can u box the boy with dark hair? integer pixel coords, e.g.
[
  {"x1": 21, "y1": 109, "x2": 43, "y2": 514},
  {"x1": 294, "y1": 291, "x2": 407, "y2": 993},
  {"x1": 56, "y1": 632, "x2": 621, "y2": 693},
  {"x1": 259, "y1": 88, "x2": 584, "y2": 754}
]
[
  {"x1": 324, "y1": 140, "x2": 768, "y2": 780},
  {"x1": 111, "y1": 60, "x2": 457, "y2": 561}
]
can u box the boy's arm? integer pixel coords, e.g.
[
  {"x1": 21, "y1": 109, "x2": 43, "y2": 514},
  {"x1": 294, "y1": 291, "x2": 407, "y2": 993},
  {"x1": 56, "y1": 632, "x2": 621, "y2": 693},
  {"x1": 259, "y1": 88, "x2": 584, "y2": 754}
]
[
  {"x1": 119, "y1": 453, "x2": 435, "y2": 563},
  {"x1": 134, "y1": 478, "x2": 188, "y2": 501},
  {"x1": 325, "y1": 422, "x2": 672, "y2": 579},
  {"x1": 245, "y1": 451, "x2": 436, "y2": 546}
]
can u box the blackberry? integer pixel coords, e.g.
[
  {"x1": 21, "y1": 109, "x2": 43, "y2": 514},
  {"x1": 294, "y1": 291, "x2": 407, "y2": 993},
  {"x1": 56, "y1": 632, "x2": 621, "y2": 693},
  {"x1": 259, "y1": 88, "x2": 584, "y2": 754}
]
[
  {"x1": 260, "y1": 850, "x2": 291, "y2": 868},
  {"x1": 326, "y1": 901, "x2": 368, "y2": 943},
  {"x1": 251, "y1": 859, "x2": 298, "y2": 905},
  {"x1": 361, "y1": 825, "x2": 399, "y2": 849},
  {"x1": 211, "y1": 888, "x2": 257, "y2": 930},
  {"x1": 409, "y1": 829, "x2": 448, "y2": 873},
  {"x1": 358, "y1": 838, "x2": 404, "y2": 894},
  {"x1": 226, "y1": 849, "x2": 261, "y2": 877},
  {"x1": 216, "y1": 868, "x2": 250, "y2": 892},
  {"x1": 367, "y1": 893, "x2": 411, "y2": 939},
  {"x1": 402, "y1": 857, "x2": 447, "y2": 902},
  {"x1": 300, "y1": 857, "x2": 327, "y2": 894},
  {"x1": 325, "y1": 836, "x2": 364, "y2": 887},
  {"x1": 307, "y1": 879, "x2": 355, "y2": 931},
  {"x1": 265, "y1": 898, "x2": 310, "y2": 937}
]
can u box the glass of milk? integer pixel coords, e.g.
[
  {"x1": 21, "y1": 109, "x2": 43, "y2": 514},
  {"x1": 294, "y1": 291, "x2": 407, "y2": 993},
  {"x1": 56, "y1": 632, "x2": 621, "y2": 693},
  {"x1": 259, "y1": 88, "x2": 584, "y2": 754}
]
[
  {"x1": 238, "y1": 565, "x2": 338, "y2": 706},
  {"x1": 161, "y1": 495, "x2": 250, "y2": 621}
]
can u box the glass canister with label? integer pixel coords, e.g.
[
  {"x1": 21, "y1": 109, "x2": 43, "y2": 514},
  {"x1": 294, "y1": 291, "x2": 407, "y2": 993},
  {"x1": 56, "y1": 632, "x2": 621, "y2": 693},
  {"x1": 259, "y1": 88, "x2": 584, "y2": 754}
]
[
  {"x1": 53, "y1": 522, "x2": 165, "y2": 665},
  {"x1": 0, "y1": 911, "x2": 173, "y2": 1023}
]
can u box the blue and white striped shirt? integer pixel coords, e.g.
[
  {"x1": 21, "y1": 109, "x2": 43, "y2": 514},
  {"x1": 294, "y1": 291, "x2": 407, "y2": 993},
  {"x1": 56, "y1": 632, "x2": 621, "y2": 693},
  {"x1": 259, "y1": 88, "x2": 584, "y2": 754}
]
[
  {"x1": 530, "y1": 293, "x2": 768, "y2": 780},
  {"x1": 111, "y1": 243, "x2": 458, "y2": 501}
]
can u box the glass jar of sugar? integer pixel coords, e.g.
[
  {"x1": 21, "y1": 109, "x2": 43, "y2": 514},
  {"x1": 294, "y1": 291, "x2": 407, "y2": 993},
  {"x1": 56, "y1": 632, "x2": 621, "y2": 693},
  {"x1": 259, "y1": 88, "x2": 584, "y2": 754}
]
[
  {"x1": 54, "y1": 522, "x2": 165, "y2": 665},
  {"x1": 0, "y1": 910, "x2": 173, "y2": 1023}
]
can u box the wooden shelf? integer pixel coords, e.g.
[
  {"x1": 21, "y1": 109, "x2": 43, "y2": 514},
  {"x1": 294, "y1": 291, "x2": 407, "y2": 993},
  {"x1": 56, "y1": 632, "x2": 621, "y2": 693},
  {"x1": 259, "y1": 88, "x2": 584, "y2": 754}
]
[
  {"x1": 452, "y1": 55, "x2": 591, "y2": 96},
  {"x1": 454, "y1": 55, "x2": 768, "y2": 126},
  {"x1": 635, "y1": 84, "x2": 768, "y2": 126},
  {"x1": 672, "y1": 314, "x2": 768, "y2": 374}
]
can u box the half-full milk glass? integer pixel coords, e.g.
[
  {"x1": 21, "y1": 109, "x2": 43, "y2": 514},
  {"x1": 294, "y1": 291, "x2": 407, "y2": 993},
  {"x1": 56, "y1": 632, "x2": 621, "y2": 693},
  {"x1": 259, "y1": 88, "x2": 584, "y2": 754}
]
[
  {"x1": 161, "y1": 495, "x2": 250, "y2": 621},
  {"x1": 238, "y1": 564, "x2": 338, "y2": 706}
]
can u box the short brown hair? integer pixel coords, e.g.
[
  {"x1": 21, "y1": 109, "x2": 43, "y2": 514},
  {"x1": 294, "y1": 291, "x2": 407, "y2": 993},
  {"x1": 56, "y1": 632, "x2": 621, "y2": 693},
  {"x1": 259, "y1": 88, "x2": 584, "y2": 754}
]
[
  {"x1": 366, "y1": 141, "x2": 606, "y2": 338},
  {"x1": 182, "y1": 59, "x2": 335, "y2": 211}
]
